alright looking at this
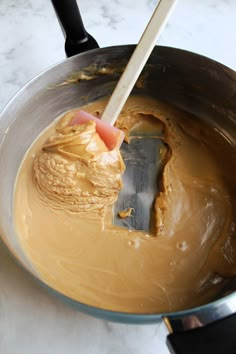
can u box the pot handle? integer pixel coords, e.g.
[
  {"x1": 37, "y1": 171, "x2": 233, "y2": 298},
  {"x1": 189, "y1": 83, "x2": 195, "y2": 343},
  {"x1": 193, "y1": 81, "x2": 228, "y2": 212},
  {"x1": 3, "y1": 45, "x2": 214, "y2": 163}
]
[
  {"x1": 51, "y1": 0, "x2": 99, "y2": 57},
  {"x1": 166, "y1": 313, "x2": 236, "y2": 354}
]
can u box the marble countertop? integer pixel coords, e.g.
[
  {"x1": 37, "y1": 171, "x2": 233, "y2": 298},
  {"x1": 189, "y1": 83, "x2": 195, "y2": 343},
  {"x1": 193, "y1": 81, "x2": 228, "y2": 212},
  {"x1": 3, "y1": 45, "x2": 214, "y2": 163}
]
[{"x1": 0, "y1": 0, "x2": 235, "y2": 353}]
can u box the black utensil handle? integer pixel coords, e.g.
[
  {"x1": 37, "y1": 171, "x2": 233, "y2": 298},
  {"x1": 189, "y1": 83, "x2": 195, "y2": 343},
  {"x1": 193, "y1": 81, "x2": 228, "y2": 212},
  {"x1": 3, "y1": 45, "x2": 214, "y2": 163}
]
[
  {"x1": 167, "y1": 313, "x2": 236, "y2": 354},
  {"x1": 51, "y1": 0, "x2": 99, "y2": 57}
]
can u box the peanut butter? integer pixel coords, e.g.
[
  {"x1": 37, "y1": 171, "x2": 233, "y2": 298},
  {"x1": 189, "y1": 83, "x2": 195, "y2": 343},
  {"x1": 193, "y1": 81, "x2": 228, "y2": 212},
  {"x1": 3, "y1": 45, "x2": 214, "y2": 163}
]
[
  {"x1": 34, "y1": 119, "x2": 124, "y2": 213},
  {"x1": 14, "y1": 96, "x2": 236, "y2": 313}
]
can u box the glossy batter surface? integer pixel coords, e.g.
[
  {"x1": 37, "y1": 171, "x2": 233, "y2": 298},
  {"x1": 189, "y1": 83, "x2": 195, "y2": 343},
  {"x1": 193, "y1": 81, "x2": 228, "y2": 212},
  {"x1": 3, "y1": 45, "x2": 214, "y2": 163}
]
[{"x1": 14, "y1": 96, "x2": 236, "y2": 313}]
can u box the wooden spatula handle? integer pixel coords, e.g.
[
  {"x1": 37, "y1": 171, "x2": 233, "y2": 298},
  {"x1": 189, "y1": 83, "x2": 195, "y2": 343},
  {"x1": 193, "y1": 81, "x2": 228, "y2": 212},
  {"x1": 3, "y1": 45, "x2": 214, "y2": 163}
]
[{"x1": 101, "y1": 0, "x2": 177, "y2": 126}]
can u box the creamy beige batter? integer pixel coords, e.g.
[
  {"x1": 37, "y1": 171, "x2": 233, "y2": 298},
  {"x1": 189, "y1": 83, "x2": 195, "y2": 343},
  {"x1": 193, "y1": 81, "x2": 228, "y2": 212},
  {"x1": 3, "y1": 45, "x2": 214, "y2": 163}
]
[{"x1": 14, "y1": 96, "x2": 236, "y2": 313}]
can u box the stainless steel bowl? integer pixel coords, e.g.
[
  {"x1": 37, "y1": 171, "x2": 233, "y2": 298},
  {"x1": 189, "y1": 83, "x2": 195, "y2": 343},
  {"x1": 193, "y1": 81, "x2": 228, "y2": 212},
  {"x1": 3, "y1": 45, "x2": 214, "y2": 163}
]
[{"x1": 1, "y1": 45, "x2": 236, "y2": 353}]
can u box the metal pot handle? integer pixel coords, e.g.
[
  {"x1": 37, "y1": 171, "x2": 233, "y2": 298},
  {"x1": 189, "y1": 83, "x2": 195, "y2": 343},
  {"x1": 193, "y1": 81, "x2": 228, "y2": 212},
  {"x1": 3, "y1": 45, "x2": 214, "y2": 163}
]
[
  {"x1": 51, "y1": 0, "x2": 99, "y2": 57},
  {"x1": 166, "y1": 313, "x2": 236, "y2": 354}
]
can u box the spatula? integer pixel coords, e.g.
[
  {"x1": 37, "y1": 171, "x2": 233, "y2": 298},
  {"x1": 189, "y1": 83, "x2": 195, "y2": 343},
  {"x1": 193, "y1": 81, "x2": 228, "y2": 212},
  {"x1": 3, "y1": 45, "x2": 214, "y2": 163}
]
[{"x1": 74, "y1": 0, "x2": 177, "y2": 231}]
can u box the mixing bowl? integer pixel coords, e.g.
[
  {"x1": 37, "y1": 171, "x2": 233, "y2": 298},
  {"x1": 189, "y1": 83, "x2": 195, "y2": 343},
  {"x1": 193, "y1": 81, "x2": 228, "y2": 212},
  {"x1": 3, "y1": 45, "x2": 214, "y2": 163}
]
[{"x1": 0, "y1": 45, "x2": 236, "y2": 353}]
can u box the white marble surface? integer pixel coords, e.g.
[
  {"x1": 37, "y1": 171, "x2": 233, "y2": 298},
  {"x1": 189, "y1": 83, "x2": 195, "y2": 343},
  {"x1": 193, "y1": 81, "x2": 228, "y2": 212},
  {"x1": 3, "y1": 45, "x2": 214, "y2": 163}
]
[{"x1": 0, "y1": 0, "x2": 236, "y2": 353}]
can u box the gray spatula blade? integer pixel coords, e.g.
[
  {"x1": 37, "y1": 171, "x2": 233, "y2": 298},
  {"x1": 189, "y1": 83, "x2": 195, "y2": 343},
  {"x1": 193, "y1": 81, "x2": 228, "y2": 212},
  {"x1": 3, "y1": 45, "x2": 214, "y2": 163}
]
[{"x1": 113, "y1": 137, "x2": 166, "y2": 232}]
